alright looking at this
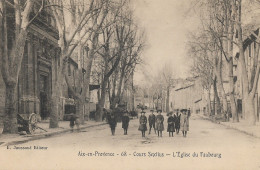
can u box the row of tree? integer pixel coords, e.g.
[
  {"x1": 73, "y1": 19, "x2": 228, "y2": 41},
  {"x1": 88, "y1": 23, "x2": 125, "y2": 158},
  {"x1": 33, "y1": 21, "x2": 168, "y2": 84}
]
[
  {"x1": 136, "y1": 63, "x2": 174, "y2": 113},
  {"x1": 188, "y1": 0, "x2": 260, "y2": 125},
  {"x1": 0, "y1": 0, "x2": 145, "y2": 133}
]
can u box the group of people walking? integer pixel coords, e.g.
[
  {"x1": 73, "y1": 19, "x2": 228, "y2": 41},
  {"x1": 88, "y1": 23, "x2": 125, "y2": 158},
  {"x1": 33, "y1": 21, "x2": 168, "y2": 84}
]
[
  {"x1": 107, "y1": 111, "x2": 130, "y2": 136},
  {"x1": 139, "y1": 109, "x2": 164, "y2": 137},
  {"x1": 139, "y1": 109, "x2": 190, "y2": 138},
  {"x1": 107, "y1": 109, "x2": 190, "y2": 138}
]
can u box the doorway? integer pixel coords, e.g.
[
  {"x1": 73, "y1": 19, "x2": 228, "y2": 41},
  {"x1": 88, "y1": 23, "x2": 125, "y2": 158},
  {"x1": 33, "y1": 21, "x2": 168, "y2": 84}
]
[{"x1": 39, "y1": 75, "x2": 49, "y2": 120}]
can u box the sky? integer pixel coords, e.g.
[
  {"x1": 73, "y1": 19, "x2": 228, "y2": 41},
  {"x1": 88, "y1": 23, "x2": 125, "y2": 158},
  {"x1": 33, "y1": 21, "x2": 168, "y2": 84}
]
[{"x1": 131, "y1": 0, "x2": 200, "y2": 85}]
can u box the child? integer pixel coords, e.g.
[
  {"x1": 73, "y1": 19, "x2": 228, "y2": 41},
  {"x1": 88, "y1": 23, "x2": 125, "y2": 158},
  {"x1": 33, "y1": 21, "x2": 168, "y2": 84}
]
[
  {"x1": 156, "y1": 110, "x2": 164, "y2": 137},
  {"x1": 167, "y1": 112, "x2": 175, "y2": 137},
  {"x1": 138, "y1": 111, "x2": 147, "y2": 137}
]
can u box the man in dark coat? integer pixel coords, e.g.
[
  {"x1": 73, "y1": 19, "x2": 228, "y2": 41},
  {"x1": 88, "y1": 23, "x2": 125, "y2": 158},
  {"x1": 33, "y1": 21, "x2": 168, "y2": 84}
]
[
  {"x1": 167, "y1": 112, "x2": 175, "y2": 137},
  {"x1": 107, "y1": 113, "x2": 117, "y2": 136},
  {"x1": 156, "y1": 110, "x2": 164, "y2": 137},
  {"x1": 122, "y1": 111, "x2": 130, "y2": 135},
  {"x1": 138, "y1": 111, "x2": 147, "y2": 137},
  {"x1": 175, "y1": 109, "x2": 180, "y2": 134},
  {"x1": 148, "y1": 109, "x2": 156, "y2": 134},
  {"x1": 69, "y1": 113, "x2": 76, "y2": 132}
]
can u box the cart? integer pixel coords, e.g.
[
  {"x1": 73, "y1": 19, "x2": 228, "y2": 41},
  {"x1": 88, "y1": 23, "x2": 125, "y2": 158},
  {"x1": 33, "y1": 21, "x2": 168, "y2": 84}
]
[{"x1": 17, "y1": 113, "x2": 46, "y2": 134}]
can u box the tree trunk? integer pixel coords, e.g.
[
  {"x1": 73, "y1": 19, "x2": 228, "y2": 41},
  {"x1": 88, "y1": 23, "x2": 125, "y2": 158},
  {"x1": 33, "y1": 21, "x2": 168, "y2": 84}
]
[
  {"x1": 3, "y1": 84, "x2": 17, "y2": 133},
  {"x1": 111, "y1": 70, "x2": 125, "y2": 109},
  {"x1": 213, "y1": 76, "x2": 221, "y2": 114},
  {"x1": 213, "y1": 87, "x2": 215, "y2": 116},
  {"x1": 75, "y1": 99, "x2": 84, "y2": 124},
  {"x1": 96, "y1": 78, "x2": 108, "y2": 122},
  {"x1": 228, "y1": 59, "x2": 239, "y2": 122},
  {"x1": 49, "y1": 94, "x2": 59, "y2": 128},
  {"x1": 216, "y1": 69, "x2": 228, "y2": 115},
  {"x1": 235, "y1": 0, "x2": 255, "y2": 124},
  {"x1": 166, "y1": 86, "x2": 170, "y2": 113},
  {"x1": 244, "y1": 95, "x2": 256, "y2": 125},
  {"x1": 207, "y1": 89, "x2": 211, "y2": 116},
  {"x1": 49, "y1": 56, "x2": 62, "y2": 128},
  {"x1": 131, "y1": 72, "x2": 135, "y2": 111}
]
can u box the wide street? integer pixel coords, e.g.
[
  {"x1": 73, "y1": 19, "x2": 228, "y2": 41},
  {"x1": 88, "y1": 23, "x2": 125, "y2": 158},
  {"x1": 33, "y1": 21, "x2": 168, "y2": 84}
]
[{"x1": 1, "y1": 113, "x2": 260, "y2": 170}]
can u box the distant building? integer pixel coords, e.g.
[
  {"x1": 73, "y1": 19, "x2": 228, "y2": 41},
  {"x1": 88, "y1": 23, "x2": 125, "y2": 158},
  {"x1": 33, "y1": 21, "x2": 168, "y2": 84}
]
[{"x1": 170, "y1": 77, "x2": 206, "y2": 114}]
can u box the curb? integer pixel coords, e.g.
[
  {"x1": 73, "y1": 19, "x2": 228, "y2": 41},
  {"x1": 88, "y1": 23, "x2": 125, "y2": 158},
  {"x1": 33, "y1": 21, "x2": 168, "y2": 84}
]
[
  {"x1": 218, "y1": 122, "x2": 260, "y2": 139},
  {"x1": 1, "y1": 122, "x2": 107, "y2": 147},
  {"x1": 197, "y1": 114, "x2": 260, "y2": 139}
]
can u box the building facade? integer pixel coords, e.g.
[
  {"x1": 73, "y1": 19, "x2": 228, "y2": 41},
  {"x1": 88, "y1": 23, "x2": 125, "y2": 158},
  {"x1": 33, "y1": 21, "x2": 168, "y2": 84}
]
[{"x1": 0, "y1": 1, "x2": 92, "y2": 125}]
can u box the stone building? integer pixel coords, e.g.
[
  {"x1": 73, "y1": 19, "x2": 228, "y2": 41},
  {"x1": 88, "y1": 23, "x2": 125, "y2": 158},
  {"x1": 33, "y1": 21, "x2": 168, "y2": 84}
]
[
  {"x1": 0, "y1": 1, "x2": 60, "y2": 122},
  {"x1": 0, "y1": 1, "x2": 91, "y2": 124},
  {"x1": 234, "y1": 29, "x2": 260, "y2": 121}
]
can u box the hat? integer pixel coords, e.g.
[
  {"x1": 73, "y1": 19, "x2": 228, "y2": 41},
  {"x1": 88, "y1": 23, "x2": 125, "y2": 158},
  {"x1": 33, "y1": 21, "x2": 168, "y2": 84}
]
[
  {"x1": 141, "y1": 111, "x2": 146, "y2": 113},
  {"x1": 157, "y1": 110, "x2": 162, "y2": 113},
  {"x1": 150, "y1": 109, "x2": 154, "y2": 112},
  {"x1": 180, "y1": 109, "x2": 187, "y2": 112}
]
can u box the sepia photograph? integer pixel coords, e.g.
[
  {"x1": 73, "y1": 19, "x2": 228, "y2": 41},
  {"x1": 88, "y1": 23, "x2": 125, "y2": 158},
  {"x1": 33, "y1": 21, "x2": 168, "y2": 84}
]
[{"x1": 0, "y1": 0, "x2": 260, "y2": 169}]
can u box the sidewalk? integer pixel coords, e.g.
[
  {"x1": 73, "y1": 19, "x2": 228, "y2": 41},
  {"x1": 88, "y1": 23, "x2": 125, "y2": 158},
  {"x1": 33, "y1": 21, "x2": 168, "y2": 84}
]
[
  {"x1": 198, "y1": 114, "x2": 260, "y2": 139},
  {"x1": 0, "y1": 120, "x2": 107, "y2": 147}
]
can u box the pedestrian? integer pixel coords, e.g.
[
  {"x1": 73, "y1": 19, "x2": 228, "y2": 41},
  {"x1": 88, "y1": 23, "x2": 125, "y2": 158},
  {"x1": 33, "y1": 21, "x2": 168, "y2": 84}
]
[
  {"x1": 108, "y1": 113, "x2": 117, "y2": 136},
  {"x1": 69, "y1": 113, "x2": 80, "y2": 132},
  {"x1": 188, "y1": 108, "x2": 191, "y2": 117},
  {"x1": 167, "y1": 111, "x2": 175, "y2": 137},
  {"x1": 156, "y1": 110, "x2": 164, "y2": 137},
  {"x1": 122, "y1": 111, "x2": 130, "y2": 135},
  {"x1": 138, "y1": 111, "x2": 147, "y2": 137},
  {"x1": 69, "y1": 113, "x2": 76, "y2": 132},
  {"x1": 175, "y1": 109, "x2": 180, "y2": 134},
  {"x1": 75, "y1": 114, "x2": 80, "y2": 132},
  {"x1": 180, "y1": 109, "x2": 190, "y2": 137},
  {"x1": 148, "y1": 109, "x2": 156, "y2": 134}
]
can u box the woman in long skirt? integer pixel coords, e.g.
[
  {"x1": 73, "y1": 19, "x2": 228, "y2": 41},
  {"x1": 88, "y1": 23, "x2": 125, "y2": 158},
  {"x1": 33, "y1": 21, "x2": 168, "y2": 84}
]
[
  {"x1": 180, "y1": 109, "x2": 190, "y2": 137},
  {"x1": 156, "y1": 110, "x2": 164, "y2": 137}
]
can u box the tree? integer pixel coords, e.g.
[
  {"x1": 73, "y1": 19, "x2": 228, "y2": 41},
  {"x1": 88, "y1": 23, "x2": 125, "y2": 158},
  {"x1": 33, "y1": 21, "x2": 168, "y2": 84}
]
[
  {"x1": 48, "y1": 0, "x2": 110, "y2": 126},
  {"x1": 161, "y1": 63, "x2": 174, "y2": 113},
  {"x1": 94, "y1": 8, "x2": 123, "y2": 121},
  {"x1": 189, "y1": 42, "x2": 214, "y2": 115},
  {"x1": 109, "y1": 10, "x2": 145, "y2": 110},
  {"x1": 0, "y1": 0, "x2": 41, "y2": 133},
  {"x1": 235, "y1": 0, "x2": 260, "y2": 125},
  {"x1": 188, "y1": 0, "x2": 260, "y2": 124}
]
